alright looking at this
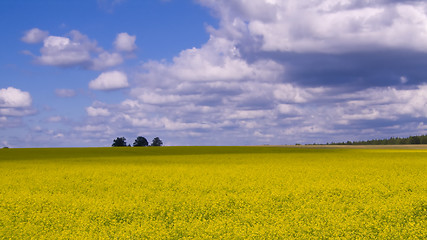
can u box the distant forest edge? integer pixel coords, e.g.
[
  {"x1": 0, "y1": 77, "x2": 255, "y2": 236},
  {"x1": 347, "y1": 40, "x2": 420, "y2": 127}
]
[{"x1": 324, "y1": 135, "x2": 427, "y2": 145}]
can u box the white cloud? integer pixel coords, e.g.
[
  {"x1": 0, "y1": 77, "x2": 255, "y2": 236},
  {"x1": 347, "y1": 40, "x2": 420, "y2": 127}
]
[
  {"x1": 55, "y1": 89, "x2": 76, "y2": 98},
  {"x1": 277, "y1": 104, "x2": 302, "y2": 115},
  {"x1": 0, "y1": 87, "x2": 32, "y2": 108},
  {"x1": 170, "y1": 41, "x2": 253, "y2": 81},
  {"x1": 341, "y1": 85, "x2": 427, "y2": 119},
  {"x1": 400, "y1": 76, "x2": 408, "y2": 84},
  {"x1": 161, "y1": 117, "x2": 211, "y2": 131},
  {"x1": 75, "y1": 124, "x2": 110, "y2": 132},
  {"x1": 254, "y1": 130, "x2": 274, "y2": 139},
  {"x1": 54, "y1": 133, "x2": 65, "y2": 139},
  {"x1": 137, "y1": 36, "x2": 284, "y2": 87},
  {"x1": 89, "y1": 71, "x2": 129, "y2": 90},
  {"x1": 86, "y1": 106, "x2": 111, "y2": 117},
  {"x1": 114, "y1": 32, "x2": 137, "y2": 52},
  {"x1": 198, "y1": 0, "x2": 427, "y2": 53},
  {"x1": 37, "y1": 33, "x2": 93, "y2": 67},
  {"x1": 273, "y1": 84, "x2": 311, "y2": 103},
  {"x1": 120, "y1": 99, "x2": 142, "y2": 109},
  {"x1": 171, "y1": 37, "x2": 283, "y2": 82},
  {"x1": 92, "y1": 52, "x2": 124, "y2": 70},
  {"x1": 133, "y1": 89, "x2": 196, "y2": 105},
  {"x1": 229, "y1": 110, "x2": 273, "y2": 120},
  {"x1": 120, "y1": 114, "x2": 157, "y2": 128},
  {"x1": 27, "y1": 30, "x2": 124, "y2": 70},
  {"x1": 21, "y1": 28, "x2": 49, "y2": 44}
]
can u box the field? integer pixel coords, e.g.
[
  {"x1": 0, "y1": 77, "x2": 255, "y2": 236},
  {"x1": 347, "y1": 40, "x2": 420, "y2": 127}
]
[{"x1": 0, "y1": 146, "x2": 426, "y2": 239}]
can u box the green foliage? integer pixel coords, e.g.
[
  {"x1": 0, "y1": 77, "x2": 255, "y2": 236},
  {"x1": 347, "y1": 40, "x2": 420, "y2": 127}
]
[
  {"x1": 112, "y1": 137, "x2": 127, "y2": 147},
  {"x1": 133, "y1": 136, "x2": 149, "y2": 147},
  {"x1": 151, "y1": 137, "x2": 163, "y2": 147},
  {"x1": 328, "y1": 134, "x2": 427, "y2": 145},
  {"x1": 0, "y1": 147, "x2": 426, "y2": 239}
]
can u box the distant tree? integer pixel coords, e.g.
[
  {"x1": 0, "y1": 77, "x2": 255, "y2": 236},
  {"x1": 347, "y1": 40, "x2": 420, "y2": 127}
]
[
  {"x1": 409, "y1": 136, "x2": 421, "y2": 144},
  {"x1": 328, "y1": 134, "x2": 427, "y2": 145},
  {"x1": 112, "y1": 137, "x2": 127, "y2": 147},
  {"x1": 151, "y1": 137, "x2": 163, "y2": 147},
  {"x1": 133, "y1": 136, "x2": 149, "y2": 147}
]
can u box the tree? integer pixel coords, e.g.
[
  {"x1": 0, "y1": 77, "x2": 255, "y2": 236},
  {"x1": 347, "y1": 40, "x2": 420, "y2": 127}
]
[
  {"x1": 112, "y1": 137, "x2": 127, "y2": 147},
  {"x1": 409, "y1": 136, "x2": 421, "y2": 144},
  {"x1": 151, "y1": 137, "x2": 163, "y2": 147},
  {"x1": 133, "y1": 136, "x2": 149, "y2": 147}
]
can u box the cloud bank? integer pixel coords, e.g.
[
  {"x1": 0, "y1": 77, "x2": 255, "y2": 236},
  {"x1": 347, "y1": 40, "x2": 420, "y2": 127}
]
[
  {"x1": 86, "y1": 0, "x2": 424, "y2": 145},
  {"x1": 198, "y1": 0, "x2": 427, "y2": 53},
  {"x1": 13, "y1": 0, "x2": 427, "y2": 146}
]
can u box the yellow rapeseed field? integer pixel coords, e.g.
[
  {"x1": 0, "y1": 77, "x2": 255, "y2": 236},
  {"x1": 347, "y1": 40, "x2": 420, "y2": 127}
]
[{"x1": 0, "y1": 146, "x2": 426, "y2": 239}]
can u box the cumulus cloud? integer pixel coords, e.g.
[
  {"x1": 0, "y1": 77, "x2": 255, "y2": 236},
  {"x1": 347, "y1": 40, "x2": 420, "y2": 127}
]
[
  {"x1": 0, "y1": 87, "x2": 34, "y2": 125},
  {"x1": 273, "y1": 84, "x2": 316, "y2": 103},
  {"x1": 26, "y1": 30, "x2": 124, "y2": 70},
  {"x1": 37, "y1": 32, "x2": 94, "y2": 67},
  {"x1": 92, "y1": 52, "x2": 123, "y2": 70},
  {"x1": 89, "y1": 71, "x2": 129, "y2": 90},
  {"x1": 114, "y1": 32, "x2": 137, "y2": 52},
  {"x1": 198, "y1": 0, "x2": 427, "y2": 53},
  {"x1": 86, "y1": 106, "x2": 111, "y2": 117},
  {"x1": 137, "y1": 36, "x2": 284, "y2": 87},
  {"x1": 0, "y1": 87, "x2": 32, "y2": 108},
  {"x1": 21, "y1": 28, "x2": 49, "y2": 44},
  {"x1": 277, "y1": 104, "x2": 303, "y2": 116},
  {"x1": 338, "y1": 85, "x2": 427, "y2": 120}
]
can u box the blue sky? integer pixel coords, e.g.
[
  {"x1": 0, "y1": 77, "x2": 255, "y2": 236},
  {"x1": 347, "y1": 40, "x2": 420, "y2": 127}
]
[{"x1": 1, "y1": 0, "x2": 427, "y2": 147}]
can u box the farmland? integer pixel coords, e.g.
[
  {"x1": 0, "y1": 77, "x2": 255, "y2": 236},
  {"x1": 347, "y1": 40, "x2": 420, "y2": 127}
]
[{"x1": 0, "y1": 146, "x2": 426, "y2": 239}]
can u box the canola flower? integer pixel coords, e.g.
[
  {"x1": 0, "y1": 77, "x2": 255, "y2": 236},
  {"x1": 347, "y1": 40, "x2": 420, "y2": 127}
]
[{"x1": 0, "y1": 146, "x2": 426, "y2": 239}]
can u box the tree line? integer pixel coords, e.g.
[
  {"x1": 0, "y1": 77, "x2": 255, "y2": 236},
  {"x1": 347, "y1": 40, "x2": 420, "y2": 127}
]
[
  {"x1": 112, "y1": 136, "x2": 163, "y2": 147},
  {"x1": 326, "y1": 135, "x2": 427, "y2": 145}
]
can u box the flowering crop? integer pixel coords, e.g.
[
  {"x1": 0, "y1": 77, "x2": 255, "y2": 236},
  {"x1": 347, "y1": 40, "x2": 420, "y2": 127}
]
[{"x1": 0, "y1": 147, "x2": 425, "y2": 239}]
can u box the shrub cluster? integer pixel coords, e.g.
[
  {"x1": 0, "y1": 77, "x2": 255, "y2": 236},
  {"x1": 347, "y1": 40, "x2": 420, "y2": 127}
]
[{"x1": 112, "y1": 136, "x2": 163, "y2": 147}]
